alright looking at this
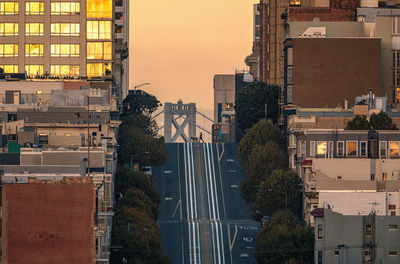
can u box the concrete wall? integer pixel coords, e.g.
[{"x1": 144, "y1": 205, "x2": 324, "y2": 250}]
[
  {"x1": 291, "y1": 38, "x2": 381, "y2": 108},
  {"x1": 312, "y1": 158, "x2": 370, "y2": 180},
  {"x1": 2, "y1": 180, "x2": 96, "y2": 263}
]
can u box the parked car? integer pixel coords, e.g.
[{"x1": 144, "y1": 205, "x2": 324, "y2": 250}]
[{"x1": 141, "y1": 165, "x2": 152, "y2": 176}]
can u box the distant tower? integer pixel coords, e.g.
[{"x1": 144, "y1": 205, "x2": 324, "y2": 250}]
[{"x1": 164, "y1": 100, "x2": 196, "y2": 143}]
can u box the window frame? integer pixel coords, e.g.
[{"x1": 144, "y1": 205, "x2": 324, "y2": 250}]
[
  {"x1": 0, "y1": 22, "x2": 18, "y2": 36},
  {"x1": 25, "y1": 44, "x2": 44, "y2": 57},
  {"x1": 86, "y1": 41, "x2": 112, "y2": 60},
  {"x1": 346, "y1": 141, "x2": 358, "y2": 157},
  {"x1": 360, "y1": 141, "x2": 367, "y2": 157},
  {"x1": 0, "y1": 43, "x2": 18, "y2": 57},
  {"x1": 87, "y1": 20, "x2": 112, "y2": 40},
  {"x1": 0, "y1": 2, "x2": 19, "y2": 15},
  {"x1": 50, "y1": 44, "x2": 80, "y2": 58},
  {"x1": 25, "y1": 2, "x2": 44, "y2": 15},
  {"x1": 51, "y1": 23, "x2": 80, "y2": 37},
  {"x1": 389, "y1": 251, "x2": 398, "y2": 256},
  {"x1": 380, "y1": 141, "x2": 387, "y2": 158},
  {"x1": 25, "y1": 23, "x2": 44, "y2": 36},
  {"x1": 51, "y1": 1, "x2": 80, "y2": 15},
  {"x1": 25, "y1": 65, "x2": 44, "y2": 76},
  {"x1": 389, "y1": 141, "x2": 400, "y2": 158},
  {"x1": 0, "y1": 65, "x2": 18, "y2": 73},
  {"x1": 337, "y1": 141, "x2": 344, "y2": 157}
]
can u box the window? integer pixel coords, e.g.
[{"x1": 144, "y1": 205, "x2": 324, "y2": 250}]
[
  {"x1": 0, "y1": 2, "x2": 19, "y2": 15},
  {"x1": 51, "y1": 2, "x2": 80, "y2": 15},
  {"x1": 25, "y1": 44, "x2": 44, "y2": 57},
  {"x1": 0, "y1": 23, "x2": 18, "y2": 36},
  {"x1": 328, "y1": 141, "x2": 334, "y2": 158},
  {"x1": 394, "y1": 17, "x2": 400, "y2": 35},
  {"x1": 51, "y1": 44, "x2": 80, "y2": 57},
  {"x1": 389, "y1": 251, "x2": 398, "y2": 256},
  {"x1": 0, "y1": 65, "x2": 18, "y2": 73},
  {"x1": 25, "y1": 23, "x2": 44, "y2": 36},
  {"x1": 370, "y1": 174, "x2": 375, "y2": 181},
  {"x1": 0, "y1": 44, "x2": 18, "y2": 57},
  {"x1": 317, "y1": 141, "x2": 327, "y2": 156},
  {"x1": 25, "y1": 65, "x2": 43, "y2": 76},
  {"x1": 310, "y1": 141, "x2": 315, "y2": 156},
  {"x1": 87, "y1": 42, "x2": 112, "y2": 60},
  {"x1": 317, "y1": 224, "x2": 323, "y2": 239},
  {"x1": 87, "y1": 0, "x2": 112, "y2": 18},
  {"x1": 365, "y1": 224, "x2": 372, "y2": 237},
  {"x1": 87, "y1": 21, "x2": 112, "y2": 39},
  {"x1": 364, "y1": 250, "x2": 371, "y2": 261},
  {"x1": 337, "y1": 141, "x2": 344, "y2": 156},
  {"x1": 38, "y1": 133, "x2": 48, "y2": 144},
  {"x1": 380, "y1": 141, "x2": 387, "y2": 158},
  {"x1": 26, "y1": 2, "x2": 44, "y2": 15},
  {"x1": 346, "y1": 141, "x2": 358, "y2": 157},
  {"x1": 391, "y1": 211, "x2": 397, "y2": 216},
  {"x1": 50, "y1": 65, "x2": 79, "y2": 76},
  {"x1": 87, "y1": 63, "x2": 111, "y2": 77},
  {"x1": 382, "y1": 172, "x2": 388, "y2": 181},
  {"x1": 334, "y1": 250, "x2": 339, "y2": 256},
  {"x1": 360, "y1": 141, "x2": 367, "y2": 157},
  {"x1": 300, "y1": 141, "x2": 306, "y2": 156},
  {"x1": 389, "y1": 205, "x2": 396, "y2": 210},
  {"x1": 390, "y1": 142, "x2": 399, "y2": 157},
  {"x1": 51, "y1": 23, "x2": 80, "y2": 36},
  {"x1": 318, "y1": 251, "x2": 322, "y2": 264},
  {"x1": 394, "y1": 50, "x2": 400, "y2": 68},
  {"x1": 388, "y1": 224, "x2": 398, "y2": 230}
]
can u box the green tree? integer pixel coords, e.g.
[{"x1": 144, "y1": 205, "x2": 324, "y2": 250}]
[
  {"x1": 122, "y1": 90, "x2": 161, "y2": 117},
  {"x1": 112, "y1": 206, "x2": 170, "y2": 264},
  {"x1": 370, "y1": 112, "x2": 398, "y2": 130},
  {"x1": 237, "y1": 119, "x2": 283, "y2": 163},
  {"x1": 241, "y1": 141, "x2": 288, "y2": 204},
  {"x1": 346, "y1": 115, "x2": 370, "y2": 130},
  {"x1": 118, "y1": 188, "x2": 159, "y2": 220},
  {"x1": 118, "y1": 127, "x2": 166, "y2": 167},
  {"x1": 120, "y1": 113, "x2": 159, "y2": 136},
  {"x1": 114, "y1": 167, "x2": 161, "y2": 205},
  {"x1": 255, "y1": 211, "x2": 314, "y2": 264},
  {"x1": 251, "y1": 170, "x2": 302, "y2": 221},
  {"x1": 235, "y1": 82, "x2": 280, "y2": 130}
]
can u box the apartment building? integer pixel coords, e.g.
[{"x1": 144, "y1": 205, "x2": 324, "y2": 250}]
[
  {"x1": 0, "y1": 0, "x2": 129, "y2": 101},
  {"x1": 313, "y1": 209, "x2": 400, "y2": 264}
]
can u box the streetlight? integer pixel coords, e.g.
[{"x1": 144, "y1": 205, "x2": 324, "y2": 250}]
[
  {"x1": 267, "y1": 188, "x2": 287, "y2": 212},
  {"x1": 250, "y1": 103, "x2": 268, "y2": 119},
  {"x1": 133, "y1": 82, "x2": 150, "y2": 91}
]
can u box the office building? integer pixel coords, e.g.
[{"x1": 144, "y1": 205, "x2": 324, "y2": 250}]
[{"x1": 0, "y1": 0, "x2": 129, "y2": 101}]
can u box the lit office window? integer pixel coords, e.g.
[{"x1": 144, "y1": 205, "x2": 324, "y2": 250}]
[
  {"x1": 0, "y1": 23, "x2": 18, "y2": 36},
  {"x1": 87, "y1": 21, "x2": 111, "y2": 39},
  {"x1": 51, "y1": 23, "x2": 80, "y2": 36},
  {"x1": 51, "y1": 44, "x2": 80, "y2": 57},
  {"x1": 87, "y1": 63, "x2": 111, "y2": 77},
  {"x1": 0, "y1": 2, "x2": 19, "y2": 15},
  {"x1": 25, "y1": 44, "x2": 44, "y2": 57},
  {"x1": 346, "y1": 141, "x2": 358, "y2": 157},
  {"x1": 317, "y1": 141, "x2": 327, "y2": 155},
  {"x1": 87, "y1": 0, "x2": 112, "y2": 18},
  {"x1": 0, "y1": 65, "x2": 18, "y2": 73},
  {"x1": 25, "y1": 65, "x2": 44, "y2": 76},
  {"x1": 25, "y1": 23, "x2": 44, "y2": 36},
  {"x1": 50, "y1": 65, "x2": 79, "y2": 76},
  {"x1": 51, "y1": 2, "x2": 80, "y2": 15},
  {"x1": 0, "y1": 44, "x2": 18, "y2": 57},
  {"x1": 87, "y1": 42, "x2": 112, "y2": 60},
  {"x1": 390, "y1": 142, "x2": 399, "y2": 157},
  {"x1": 26, "y1": 2, "x2": 44, "y2": 15}
]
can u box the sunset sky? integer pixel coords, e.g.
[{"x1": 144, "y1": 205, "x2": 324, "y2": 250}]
[{"x1": 130, "y1": 0, "x2": 257, "y2": 110}]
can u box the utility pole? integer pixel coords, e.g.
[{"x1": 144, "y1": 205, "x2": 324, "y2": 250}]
[{"x1": 87, "y1": 95, "x2": 90, "y2": 173}]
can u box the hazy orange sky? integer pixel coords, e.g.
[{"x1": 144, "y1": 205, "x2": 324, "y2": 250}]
[{"x1": 130, "y1": 0, "x2": 257, "y2": 110}]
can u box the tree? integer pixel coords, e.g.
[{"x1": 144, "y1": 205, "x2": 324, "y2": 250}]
[
  {"x1": 112, "y1": 206, "x2": 170, "y2": 264},
  {"x1": 120, "y1": 113, "x2": 159, "y2": 136},
  {"x1": 118, "y1": 127, "x2": 167, "y2": 167},
  {"x1": 255, "y1": 211, "x2": 314, "y2": 264},
  {"x1": 122, "y1": 90, "x2": 161, "y2": 117},
  {"x1": 346, "y1": 115, "x2": 370, "y2": 130},
  {"x1": 241, "y1": 141, "x2": 288, "y2": 204},
  {"x1": 114, "y1": 167, "x2": 161, "y2": 206},
  {"x1": 235, "y1": 82, "x2": 280, "y2": 130},
  {"x1": 370, "y1": 112, "x2": 398, "y2": 130},
  {"x1": 118, "y1": 188, "x2": 159, "y2": 220},
  {"x1": 251, "y1": 170, "x2": 302, "y2": 221},
  {"x1": 237, "y1": 119, "x2": 284, "y2": 163}
]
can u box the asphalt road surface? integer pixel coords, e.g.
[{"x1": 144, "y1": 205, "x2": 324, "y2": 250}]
[{"x1": 154, "y1": 143, "x2": 259, "y2": 264}]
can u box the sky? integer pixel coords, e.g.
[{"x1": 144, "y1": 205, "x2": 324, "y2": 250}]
[{"x1": 130, "y1": 0, "x2": 257, "y2": 111}]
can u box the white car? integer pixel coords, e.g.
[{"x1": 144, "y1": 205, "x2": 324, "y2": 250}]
[{"x1": 141, "y1": 166, "x2": 152, "y2": 176}]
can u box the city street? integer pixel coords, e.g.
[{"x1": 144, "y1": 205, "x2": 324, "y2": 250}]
[{"x1": 154, "y1": 143, "x2": 259, "y2": 264}]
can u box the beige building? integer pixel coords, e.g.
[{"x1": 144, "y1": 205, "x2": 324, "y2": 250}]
[{"x1": 0, "y1": 0, "x2": 129, "y2": 101}]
